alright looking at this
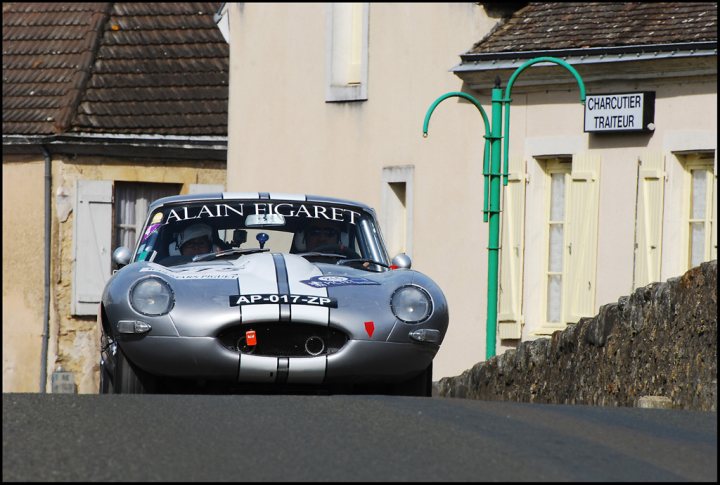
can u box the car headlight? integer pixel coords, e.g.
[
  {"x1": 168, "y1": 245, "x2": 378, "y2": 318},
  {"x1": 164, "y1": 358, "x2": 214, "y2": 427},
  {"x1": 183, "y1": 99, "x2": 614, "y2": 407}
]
[
  {"x1": 390, "y1": 285, "x2": 432, "y2": 323},
  {"x1": 130, "y1": 277, "x2": 174, "y2": 316}
]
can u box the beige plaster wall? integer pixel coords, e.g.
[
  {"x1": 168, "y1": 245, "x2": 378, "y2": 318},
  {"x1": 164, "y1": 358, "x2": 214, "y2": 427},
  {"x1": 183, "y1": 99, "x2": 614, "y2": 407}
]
[
  {"x1": 224, "y1": 3, "x2": 716, "y2": 379},
  {"x1": 3, "y1": 154, "x2": 226, "y2": 393},
  {"x1": 2, "y1": 158, "x2": 46, "y2": 392},
  {"x1": 226, "y1": 3, "x2": 496, "y2": 379},
  {"x1": 507, "y1": 78, "x2": 716, "y2": 340}
]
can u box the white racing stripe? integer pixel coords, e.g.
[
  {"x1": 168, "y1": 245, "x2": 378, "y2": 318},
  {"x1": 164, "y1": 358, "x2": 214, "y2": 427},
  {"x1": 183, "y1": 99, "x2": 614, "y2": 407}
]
[
  {"x1": 236, "y1": 252, "x2": 280, "y2": 322},
  {"x1": 269, "y1": 193, "x2": 306, "y2": 201},
  {"x1": 222, "y1": 192, "x2": 259, "y2": 199},
  {"x1": 283, "y1": 255, "x2": 330, "y2": 325},
  {"x1": 238, "y1": 354, "x2": 278, "y2": 382},
  {"x1": 287, "y1": 357, "x2": 326, "y2": 384}
]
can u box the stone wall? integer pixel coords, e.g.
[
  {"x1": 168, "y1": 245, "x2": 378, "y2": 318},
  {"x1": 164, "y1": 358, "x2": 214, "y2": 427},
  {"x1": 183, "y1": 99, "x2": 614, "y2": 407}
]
[{"x1": 435, "y1": 260, "x2": 717, "y2": 411}]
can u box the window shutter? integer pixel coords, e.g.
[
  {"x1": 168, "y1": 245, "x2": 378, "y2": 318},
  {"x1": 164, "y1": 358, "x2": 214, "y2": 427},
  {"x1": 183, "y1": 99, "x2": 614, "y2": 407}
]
[
  {"x1": 498, "y1": 156, "x2": 526, "y2": 339},
  {"x1": 72, "y1": 180, "x2": 112, "y2": 315},
  {"x1": 712, "y1": 157, "x2": 717, "y2": 261},
  {"x1": 633, "y1": 154, "x2": 665, "y2": 288},
  {"x1": 564, "y1": 153, "x2": 601, "y2": 323}
]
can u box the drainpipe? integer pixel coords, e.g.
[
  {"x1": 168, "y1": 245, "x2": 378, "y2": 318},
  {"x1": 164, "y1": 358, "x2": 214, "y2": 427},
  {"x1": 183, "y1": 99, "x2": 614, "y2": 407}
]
[{"x1": 40, "y1": 146, "x2": 52, "y2": 393}]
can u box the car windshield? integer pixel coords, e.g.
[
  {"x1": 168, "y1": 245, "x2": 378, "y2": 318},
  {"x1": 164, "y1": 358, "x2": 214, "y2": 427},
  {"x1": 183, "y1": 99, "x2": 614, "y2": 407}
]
[{"x1": 132, "y1": 199, "x2": 389, "y2": 267}]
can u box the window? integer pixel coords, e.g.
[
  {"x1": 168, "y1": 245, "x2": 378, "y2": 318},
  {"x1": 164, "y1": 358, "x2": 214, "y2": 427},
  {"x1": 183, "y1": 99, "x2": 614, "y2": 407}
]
[
  {"x1": 73, "y1": 180, "x2": 214, "y2": 315},
  {"x1": 326, "y1": 3, "x2": 369, "y2": 102},
  {"x1": 381, "y1": 166, "x2": 413, "y2": 258},
  {"x1": 682, "y1": 152, "x2": 716, "y2": 270},
  {"x1": 544, "y1": 161, "x2": 570, "y2": 326},
  {"x1": 534, "y1": 153, "x2": 601, "y2": 335},
  {"x1": 114, "y1": 182, "x2": 181, "y2": 252}
]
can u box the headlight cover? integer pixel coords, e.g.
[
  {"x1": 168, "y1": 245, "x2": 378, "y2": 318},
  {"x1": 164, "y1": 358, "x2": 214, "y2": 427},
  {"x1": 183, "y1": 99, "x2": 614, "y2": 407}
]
[
  {"x1": 390, "y1": 285, "x2": 432, "y2": 323},
  {"x1": 130, "y1": 277, "x2": 174, "y2": 316}
]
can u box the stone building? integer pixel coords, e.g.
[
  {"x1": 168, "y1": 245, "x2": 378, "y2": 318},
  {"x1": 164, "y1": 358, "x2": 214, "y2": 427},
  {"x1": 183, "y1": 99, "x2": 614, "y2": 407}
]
[{"x1": 2, "y1": 2, "x2": 229, "y2": 393}]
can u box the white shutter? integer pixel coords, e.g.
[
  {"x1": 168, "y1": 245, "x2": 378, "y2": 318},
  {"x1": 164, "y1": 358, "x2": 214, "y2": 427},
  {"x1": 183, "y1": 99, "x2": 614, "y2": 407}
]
[
  {"x1": 72, "y1": 180, "x2": 112, "y2": 315},
  {"x1": 498, "y1": 156, "x2": 526, "y2": 339},
  {"x1": 633, "y1": 154, "x2": 665, "y2": 288},
  {"x1": 564, "y1": 153, "x2": 601, "y2": 323}
]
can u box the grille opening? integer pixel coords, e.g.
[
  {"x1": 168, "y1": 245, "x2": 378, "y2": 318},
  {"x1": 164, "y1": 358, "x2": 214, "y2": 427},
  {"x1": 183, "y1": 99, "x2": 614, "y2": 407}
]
[{"x1": 218, "y1": 324, "x2": 348, "y2": 357}]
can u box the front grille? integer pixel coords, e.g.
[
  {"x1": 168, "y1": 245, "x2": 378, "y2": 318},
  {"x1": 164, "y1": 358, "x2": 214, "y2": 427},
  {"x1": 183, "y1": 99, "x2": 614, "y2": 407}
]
[{"x1": 218, "y1": 324, "x2": 348, "y2": 357}]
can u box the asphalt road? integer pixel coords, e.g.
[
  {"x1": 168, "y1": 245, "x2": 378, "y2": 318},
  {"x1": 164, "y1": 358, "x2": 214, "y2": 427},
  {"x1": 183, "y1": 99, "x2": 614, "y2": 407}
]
[{"x1": 3, "y1": 393, "x2": 716, "y2": 481}]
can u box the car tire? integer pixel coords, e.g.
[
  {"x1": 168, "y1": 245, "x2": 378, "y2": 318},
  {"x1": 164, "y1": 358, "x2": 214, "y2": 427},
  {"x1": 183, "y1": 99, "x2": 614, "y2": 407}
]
[
  {"x1": 390, "y1": 362, "x2": 432, "y2": 397},
  {"x1": 114, "y1": 347, "x2": 158, "y2": 394},
  {"x1": 99, "y1": 361, "x2": 114, "y2": 394}
]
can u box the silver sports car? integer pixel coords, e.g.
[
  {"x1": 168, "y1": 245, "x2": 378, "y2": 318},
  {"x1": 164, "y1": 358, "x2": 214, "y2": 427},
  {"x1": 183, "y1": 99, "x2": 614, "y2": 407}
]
[{"x1": 99, "y1": 193, "x2": 448, "y2": 396}]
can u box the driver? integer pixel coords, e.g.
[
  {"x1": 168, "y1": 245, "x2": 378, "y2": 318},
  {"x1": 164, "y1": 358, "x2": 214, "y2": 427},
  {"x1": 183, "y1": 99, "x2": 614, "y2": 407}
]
[
  {"x1": 305, "y1": 221, "x2": 343, "y2": 252},
  {"x1": 305, "y1": 220, "x2": 350, "y2": 254},
  {"x1": 177, "y1": 223, "x2": 217, "y2": 257}
]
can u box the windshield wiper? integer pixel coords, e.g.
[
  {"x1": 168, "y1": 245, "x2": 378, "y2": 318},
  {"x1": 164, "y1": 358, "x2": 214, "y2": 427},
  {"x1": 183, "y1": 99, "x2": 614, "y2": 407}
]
[
  {"x1": 192, "y1": 248, "x2": 269, "y2": 262},
  {"x1": 336, "y1": 258, "x2": 391, "y2": 269}
]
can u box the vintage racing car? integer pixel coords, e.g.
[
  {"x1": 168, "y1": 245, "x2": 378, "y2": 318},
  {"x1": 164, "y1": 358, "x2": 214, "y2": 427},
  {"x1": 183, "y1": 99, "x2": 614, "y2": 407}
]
[{"x1": 99, "y1": 193, "x2": 448, "y2": 396}]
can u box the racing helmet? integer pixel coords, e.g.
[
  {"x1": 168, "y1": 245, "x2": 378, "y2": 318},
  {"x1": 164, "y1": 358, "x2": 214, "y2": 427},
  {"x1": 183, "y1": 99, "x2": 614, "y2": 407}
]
[{"x1": 177, "y1": 223, "x2": 213, "y2": 249}]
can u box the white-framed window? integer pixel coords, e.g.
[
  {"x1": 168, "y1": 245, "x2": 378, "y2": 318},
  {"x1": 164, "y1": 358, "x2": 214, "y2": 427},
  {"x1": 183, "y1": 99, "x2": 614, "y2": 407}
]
[
  {"x1": 543, "y1": 159, "x2": 571, "y2": 329},
  {"x1": 534, "y1": 153, "x2": 601, "y2": 335},
  {"x1": 325, "y1": 3, "x2": 369, "y2": 102},
  {"x1": 680, "y1": 152, "x2": 717, "y2": 270}
]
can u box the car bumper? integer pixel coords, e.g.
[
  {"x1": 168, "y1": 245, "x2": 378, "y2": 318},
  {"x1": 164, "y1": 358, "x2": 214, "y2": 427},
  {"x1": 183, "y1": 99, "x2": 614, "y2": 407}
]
[{"x1": 119, "y1": 337, "x2": 438, "y2": 384}]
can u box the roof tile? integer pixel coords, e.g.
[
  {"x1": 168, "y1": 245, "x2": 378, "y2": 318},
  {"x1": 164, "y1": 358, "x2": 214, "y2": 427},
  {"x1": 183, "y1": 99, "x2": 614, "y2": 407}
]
[
  {"x1": 3, "y1": 2, "x2": 228, "y2": 136},
  {"x1": 471, "y1": 2, "x2": 717, "y2": 53},
  {"x1": 2, "y1": 2, "x2": 111, "y2": 134}
]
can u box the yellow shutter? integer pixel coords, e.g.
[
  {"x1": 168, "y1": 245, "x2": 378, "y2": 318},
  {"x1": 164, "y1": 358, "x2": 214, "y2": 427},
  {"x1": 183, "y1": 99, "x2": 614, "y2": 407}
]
[
  {"x1": 712, "y1": 157, "x2": 717, "y2": 261},
  {"x1": 564, "y1": 153, "x2": 601, "y2": 323},
  {"x1": 498, "y1": 156, "x2": 526, "y2": 339},
  {"x1": 633, "y1": 154, "x2": 665, "y2": 288}
]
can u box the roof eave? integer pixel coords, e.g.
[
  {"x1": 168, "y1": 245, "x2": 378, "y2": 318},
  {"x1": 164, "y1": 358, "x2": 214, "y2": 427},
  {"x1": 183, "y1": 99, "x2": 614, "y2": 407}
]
[
  {"x1": 3, "y1": 134, "x2": 227, "y2": 161},
  {"x1": 452, "y1": 42, "x2": 718, "y2": 92},
  {"x1": 457, "y1": 41, "x2": 718, "y2": 64}
]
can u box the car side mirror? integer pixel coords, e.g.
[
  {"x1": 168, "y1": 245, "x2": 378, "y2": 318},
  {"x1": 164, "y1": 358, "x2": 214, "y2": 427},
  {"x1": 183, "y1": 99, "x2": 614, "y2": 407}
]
[
  {"x1": 112, "y1": 246, "x2": 132, "y2": 269},
  {"x1": 391, "y1": 253, "x2": 412, "y2": 269}
]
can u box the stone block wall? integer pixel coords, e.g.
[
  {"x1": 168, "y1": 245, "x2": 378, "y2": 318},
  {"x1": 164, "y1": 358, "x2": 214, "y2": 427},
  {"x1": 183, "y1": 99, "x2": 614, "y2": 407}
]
[{"x1": 436, "y1": 260, "x2": 717, "y2": 411}]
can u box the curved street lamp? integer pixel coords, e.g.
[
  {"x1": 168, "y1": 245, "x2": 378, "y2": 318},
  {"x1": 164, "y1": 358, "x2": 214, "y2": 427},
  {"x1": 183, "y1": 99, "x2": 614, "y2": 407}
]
[{"x1": 423, "y1": 57, "x2": 586, "y2": 360}]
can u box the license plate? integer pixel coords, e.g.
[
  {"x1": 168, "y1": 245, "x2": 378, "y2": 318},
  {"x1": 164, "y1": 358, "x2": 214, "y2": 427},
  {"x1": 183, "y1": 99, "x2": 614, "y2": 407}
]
[{"x1": 229, "y1": 294, "x2": 337, "y2": 308}]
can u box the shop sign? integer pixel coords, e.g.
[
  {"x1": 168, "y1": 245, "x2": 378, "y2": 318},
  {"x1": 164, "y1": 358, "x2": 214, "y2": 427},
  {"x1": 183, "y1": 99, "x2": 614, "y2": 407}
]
[{"x1": 584, "y1": 92, "x2": 655, "y2": 133}]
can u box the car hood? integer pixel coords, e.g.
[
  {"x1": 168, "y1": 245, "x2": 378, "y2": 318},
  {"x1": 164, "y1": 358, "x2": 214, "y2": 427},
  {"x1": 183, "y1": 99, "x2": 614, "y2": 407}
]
[{"x1": 121, "y1": 252, "x2": 440, "y2": 341}]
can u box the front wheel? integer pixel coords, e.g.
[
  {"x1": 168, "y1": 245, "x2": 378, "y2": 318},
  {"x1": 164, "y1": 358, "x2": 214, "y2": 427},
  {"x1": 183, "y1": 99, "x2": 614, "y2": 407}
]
[
  {"x1": 390, "y1": 362, "x2": 433, "y2": 397},
  {"x1": 114, "y1": 347, "x2": 158, "y2": 394},
  {"x1": 99, "y1": 360, "x2": 114, "y2": 394}
]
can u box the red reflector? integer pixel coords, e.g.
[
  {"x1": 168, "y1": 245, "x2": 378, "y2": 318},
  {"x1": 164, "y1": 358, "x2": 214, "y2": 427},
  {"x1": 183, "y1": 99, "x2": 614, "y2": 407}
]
[
  {"x1": 389, "y1": 265, "x2": 399, "y2": 270},
  {"x1": 246, "y1": 330, "x2": 257, "y2": 346},
  {"x1": 364, "y1": 321, "x2": 375, "y2": 338}
]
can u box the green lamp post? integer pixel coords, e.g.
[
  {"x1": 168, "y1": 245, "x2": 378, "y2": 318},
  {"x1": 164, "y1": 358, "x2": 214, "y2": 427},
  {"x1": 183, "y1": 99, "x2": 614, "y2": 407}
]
[{"x1": 423, "y1": 57, "x2": 586, "y2": 360}]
